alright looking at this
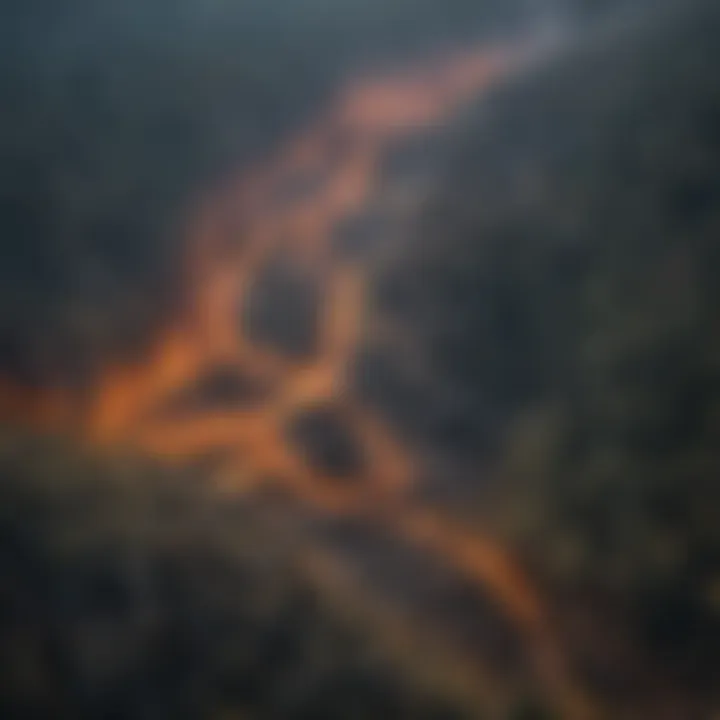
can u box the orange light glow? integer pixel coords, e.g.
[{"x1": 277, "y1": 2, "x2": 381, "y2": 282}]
[{"x1": 0, "y1": 38, "x2": 588, "y2": 716}]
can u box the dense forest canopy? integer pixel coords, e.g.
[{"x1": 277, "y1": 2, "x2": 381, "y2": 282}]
[
  {"x1": 1, "y1": 0, "x2": 719, "y2": 718},
  {"x1": 374, "y1": 0, "x2": 720, "y2": 709},
  {"x1": 0, "y1": 0, "x2": 639, "y2": 383}
]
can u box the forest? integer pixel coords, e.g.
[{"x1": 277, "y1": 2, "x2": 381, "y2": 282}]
[{"x1": 1, "y1": 0, "x2": 719, "y2": 718}]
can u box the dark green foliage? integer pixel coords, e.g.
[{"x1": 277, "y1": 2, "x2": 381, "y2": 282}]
[
  {"x1": 0, "y1": 0, "x2": 543, "y2": 383},
  {"x1": 374, "y1": 0, "x2": 720, "y2": 711},
  {"x1": 0, "y1": 434, "x2": 482, "y2": 719},
  {"x1": 2, "y1": 0, "x2": 719, "y2": 716}
]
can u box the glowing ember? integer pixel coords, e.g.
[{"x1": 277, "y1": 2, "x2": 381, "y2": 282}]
[{"x1": 0, "y1": 36, "x2": 590, "y2": 717}]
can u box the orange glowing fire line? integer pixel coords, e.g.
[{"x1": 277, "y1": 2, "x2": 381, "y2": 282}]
[{"x1": 0, "y1": 37, "x2": 590, "y2": 716}]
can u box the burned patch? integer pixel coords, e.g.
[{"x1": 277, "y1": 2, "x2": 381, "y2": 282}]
[
  {"x1": 352, "y1": 346, "x2": 424, "y2": 434},
  {"x1": 156, "y1": 365, "x2": 271, "y2": 416},
  {"x1": 286, "y1": 404, "x2": 365, "y2": 481},
  {"x1": 242, "y1": 258, "x2": 322, "y2": 359},
  {"x1": 332, "y1": 209, "x2": 389, "y2": 260}
]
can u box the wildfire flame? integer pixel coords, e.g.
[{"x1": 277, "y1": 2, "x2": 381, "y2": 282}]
[{"x1": 0, "y1": 35, "x2": 592, "y2": 717}]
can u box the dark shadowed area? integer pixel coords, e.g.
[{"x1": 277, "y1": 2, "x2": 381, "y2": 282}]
[{"x1": 1, "y1": 0, "x2": 719, "y2": 718}]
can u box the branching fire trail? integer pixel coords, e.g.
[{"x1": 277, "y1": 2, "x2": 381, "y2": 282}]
[{"x1": 0, "y1": 33, "x2": 593, "y2": 717}]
